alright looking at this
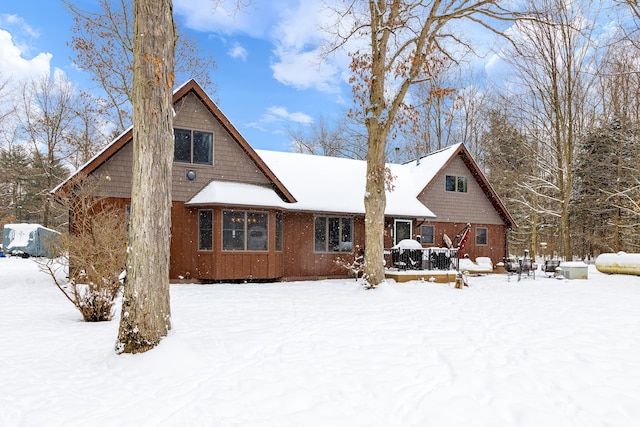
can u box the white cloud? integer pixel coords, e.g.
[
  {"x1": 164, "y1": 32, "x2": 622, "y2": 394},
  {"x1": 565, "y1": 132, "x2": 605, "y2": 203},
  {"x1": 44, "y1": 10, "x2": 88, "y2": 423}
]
[
  {"x1": 245, "y1": 105, "x2": 313, "y2": 135},
  {"x1": 1, "y1": 14, "x2": 39, "y2": 39},
  {"x1": 264, "y1": 106, "x2": 313, "y2": 124},
  {"x1": 268, "y1": 1, "x2": 351, "y2": 94},
  {"x1": 173, "y1": 0, "x2": 279, "y2": 37},
  {"x1": 227, "y1": 42, "x2": 248, "y2": 61},
  {"x1": 270, "y1": 46, "x2": 341, "y2": 93},
  {"x1": 175, "y1": 0, "x2": 352, "y2": 95},
  {"x1": 0, "y1": 29, "x2": 51, "y2": 84}
]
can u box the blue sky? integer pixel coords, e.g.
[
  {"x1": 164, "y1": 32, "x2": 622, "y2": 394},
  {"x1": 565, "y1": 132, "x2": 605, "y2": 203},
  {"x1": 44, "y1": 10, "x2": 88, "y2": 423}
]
[
  {"x1": 1, "y1": 1, "x2": 631, "y2": 155},
  {"x1": 1, "y1": 0, "x2": 355, "y2": 152}
]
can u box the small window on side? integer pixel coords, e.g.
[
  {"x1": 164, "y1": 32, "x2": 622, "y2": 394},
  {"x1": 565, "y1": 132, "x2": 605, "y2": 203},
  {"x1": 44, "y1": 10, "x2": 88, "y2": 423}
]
[
  {"x1": 420, "y1": 225, "x2": 434, "y2": 245},
  {"x1": 476, "y1": 227, "x2": 487, "y2": 246},
  {"x1": 198, "y1": 210, "x2": 213, "y2": 251},
  {"x1": 173, "y1": 128, "x2": 213, "y2": 164},
  {"x1": 275, "y1": 213, "x2": 283, "y2": 251}
]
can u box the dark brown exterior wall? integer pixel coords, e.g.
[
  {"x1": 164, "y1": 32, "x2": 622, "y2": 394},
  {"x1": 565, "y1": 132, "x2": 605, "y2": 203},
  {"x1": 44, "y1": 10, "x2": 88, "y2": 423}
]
[
  {"x1": 170, "y1": 204, "x2": 284, "y2": 281},
  {"x1": 382, "y1": 219, "x2": 507, "y2": 265},
  {"x1": 78, "y1": 90, "x2": 511, "y2": 281},
  {"x1": 280, "y1": 212, "x2": 366, "y2": 280},
  {"x1": 417, "y1": 221, "x2": 507, "y2": 263},
  {"x1": 170, "y1": 208, "x2": 367, "y2": 281}
]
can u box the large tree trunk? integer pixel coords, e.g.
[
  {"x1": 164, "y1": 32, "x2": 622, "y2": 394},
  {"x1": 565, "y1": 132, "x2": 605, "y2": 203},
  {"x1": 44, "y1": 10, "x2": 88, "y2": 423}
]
[
  {"x1": 361, "y1": 4, "x2": 389, "y2": 289},
  {"x1": 363, "y1": 124, "x2": 387, "y2": 288},
  {"x1": 116, "y1": 0, "x2": 175, "y2": 354}
]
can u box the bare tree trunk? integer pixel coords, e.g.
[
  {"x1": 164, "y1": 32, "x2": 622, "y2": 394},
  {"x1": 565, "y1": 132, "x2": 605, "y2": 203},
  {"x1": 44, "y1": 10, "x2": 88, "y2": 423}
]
[
  {"x1": 363, "y1": 124, "x2": 387, "y2": 287},
  {"x1": 116, "y1": 0, "x2": 175, "y2": 354}
]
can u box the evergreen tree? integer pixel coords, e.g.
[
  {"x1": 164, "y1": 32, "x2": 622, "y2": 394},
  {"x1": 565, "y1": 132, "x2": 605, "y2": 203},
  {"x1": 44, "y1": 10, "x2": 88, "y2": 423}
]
[
  {"x1": 574, "y1": 117, "x2": 640, "y2": 254},
  {"x1": 0, "y1": 146, "x2": 30, "y2": 224}
]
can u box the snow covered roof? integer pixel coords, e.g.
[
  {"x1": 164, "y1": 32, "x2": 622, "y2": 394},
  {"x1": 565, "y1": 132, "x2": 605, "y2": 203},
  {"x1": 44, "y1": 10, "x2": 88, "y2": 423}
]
[
  {"x1": 50, "y1": 78, "x2": 513, "y2": 224},
  {"x1": 253, "y1": 150, "x2": 435, "y2": 217},
  {"x1": 185, "y1": 143, "x2": 517, "y2": 226},
  {"x1": 186, "y1": 181, "x2": 287, "y2": 209},
  {"x1": 185, "y1": 145, "x2": 482, "y2": 217}
]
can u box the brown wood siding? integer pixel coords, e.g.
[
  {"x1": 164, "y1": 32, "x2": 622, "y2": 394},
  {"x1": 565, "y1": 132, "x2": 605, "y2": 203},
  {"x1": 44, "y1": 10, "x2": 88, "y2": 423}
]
[
  {"x1": 383, "y1": 218, "x2": 507, "y2": 265},
  {"x1": 169, "y1": 204, "x2": 283, "y2": 281},
  {"x1": 419, "y1": 155, "x2": 503, "y2": 225},
  {"x1": 93, "y1": 143, "x2": 134, "y2": 198},
  {"x1": 90, "y1": 92, "x2": 270, "y2": 202},
  {"x1": 425, "y1": 221, "x2": 506, "y2": 263},
  {"x1": 280, "y1": 212, "x2": 366, "y2": 279},
  {"x1": 172, "y1": 93, "x2": 270, "y2": 202}
]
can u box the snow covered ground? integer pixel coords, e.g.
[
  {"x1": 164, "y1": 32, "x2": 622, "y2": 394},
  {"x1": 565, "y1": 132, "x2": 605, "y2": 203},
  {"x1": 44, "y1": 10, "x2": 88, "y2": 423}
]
[{"x1": 1, "y1": 257, "x2": 639, "y2": 427}]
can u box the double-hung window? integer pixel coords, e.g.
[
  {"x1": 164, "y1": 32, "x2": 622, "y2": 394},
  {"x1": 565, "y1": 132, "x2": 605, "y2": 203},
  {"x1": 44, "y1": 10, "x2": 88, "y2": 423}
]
[
  {"x1": 476, "y1": 227, "x2": 488, "y2": 245},
  {"x1": 420, "y1": 225, "x2": 435, "y2": 245},
  {"x1": 222, "y1": 210, "x2": 268, "y2": 251},
  {"x1": 314, "y1": 216, "x2": 353, "y2": 252},
  {"x1": 445, "y1": 175, "x2": 468, "y2": 193},
  {"x1": 174, "y1": 128, "x2": 213, "y2": 164}
]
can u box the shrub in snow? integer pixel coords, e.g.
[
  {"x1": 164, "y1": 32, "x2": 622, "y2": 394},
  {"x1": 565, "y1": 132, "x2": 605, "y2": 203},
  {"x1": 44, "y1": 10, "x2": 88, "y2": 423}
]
[
  {"x1": 335, "y1": 245, "x2": 365, "y2": 280},
  {"x1": 39, "y1": 176, "x2": 128, "y2": 321}
]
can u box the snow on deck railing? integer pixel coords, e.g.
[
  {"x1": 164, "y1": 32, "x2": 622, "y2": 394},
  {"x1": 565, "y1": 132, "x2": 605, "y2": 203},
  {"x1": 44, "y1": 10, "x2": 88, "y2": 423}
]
[{"x1": 385, "y1": 246, "x2": 460, "y2": 271}]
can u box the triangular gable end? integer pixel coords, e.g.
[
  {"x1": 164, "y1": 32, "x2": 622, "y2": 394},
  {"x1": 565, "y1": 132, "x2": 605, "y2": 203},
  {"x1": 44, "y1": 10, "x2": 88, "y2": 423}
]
[
  {"x1": 417, "y1": 144, "x2": 517, "y2": 229},
  {"x1": 52, "y1": 79, "x2": 296, "y2": 204}
]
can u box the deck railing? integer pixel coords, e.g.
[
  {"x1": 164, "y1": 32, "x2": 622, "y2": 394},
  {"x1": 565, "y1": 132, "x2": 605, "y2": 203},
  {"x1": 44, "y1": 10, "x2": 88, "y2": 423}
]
[{"x1": 385, "y1": 247, "x2": 460, "y2": 271}]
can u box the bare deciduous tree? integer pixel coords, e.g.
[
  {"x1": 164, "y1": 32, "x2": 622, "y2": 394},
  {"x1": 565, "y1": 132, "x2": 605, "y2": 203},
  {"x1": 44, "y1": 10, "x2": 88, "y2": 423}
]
[
  {"x1": 67, "y1": 92, "x2": 114, "y2": 169},
  {"x1": 287, "y1": 113, "x2": 369, "y2": 159},
  {"x1": 64, "y1": 0, "x2": 216, "y2": 133},
  {"x1": 332, "y1": 0, "x2": 516, "y2": 287},
  {"x1": 0, "y1": 76, "x2": 15, "y2": 141},
  {"x1": 18, "y1": 74, "x2": 77, "y2": 227},
  {"x1": 501, "y1": 0, "x2": 600, "y2": 259}
]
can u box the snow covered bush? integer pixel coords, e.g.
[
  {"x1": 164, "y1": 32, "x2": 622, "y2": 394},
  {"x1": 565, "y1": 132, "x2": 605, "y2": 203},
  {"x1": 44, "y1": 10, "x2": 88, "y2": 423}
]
[
  {"x1": 41, "y1": 176, "x2": 128, "y2": 321},
  {"x1": 335, "y1": 245, "x2": 365, "y2": 280}
]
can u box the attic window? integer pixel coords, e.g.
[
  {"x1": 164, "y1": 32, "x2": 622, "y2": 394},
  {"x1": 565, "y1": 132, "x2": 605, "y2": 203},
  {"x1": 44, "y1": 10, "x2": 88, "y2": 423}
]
[
  {"x1": 445, "y1": 175, "x2": 467, "y2": 193},
  {"x1": 174, "y1": 128, "x2": 213, "y2": 165}
]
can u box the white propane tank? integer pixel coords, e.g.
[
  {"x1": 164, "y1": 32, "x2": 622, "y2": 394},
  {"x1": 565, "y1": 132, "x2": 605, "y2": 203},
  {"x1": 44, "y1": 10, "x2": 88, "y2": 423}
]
[{"x1": 595, "y1": 252, "x2": 640, "y2": 276}]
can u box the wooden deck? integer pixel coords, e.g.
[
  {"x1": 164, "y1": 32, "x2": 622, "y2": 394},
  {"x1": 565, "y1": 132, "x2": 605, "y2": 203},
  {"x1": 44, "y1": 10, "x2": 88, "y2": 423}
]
[{"x1": 385, "y1": 269, "x2": 460, "y2": 283}]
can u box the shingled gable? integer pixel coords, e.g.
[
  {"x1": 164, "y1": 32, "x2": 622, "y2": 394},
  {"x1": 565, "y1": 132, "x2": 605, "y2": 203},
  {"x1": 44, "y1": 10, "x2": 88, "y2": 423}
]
[
  {"x1": 414, "y1": 143, "x2": 517, "y2": 229},
  {"x1": 52, "y1": 79, "x2": 295, "y2": 203}
]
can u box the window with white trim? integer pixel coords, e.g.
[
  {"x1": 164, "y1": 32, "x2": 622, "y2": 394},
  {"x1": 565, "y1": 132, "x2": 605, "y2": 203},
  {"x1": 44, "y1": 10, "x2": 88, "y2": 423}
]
[
  {"x1": 476, "y1": 227, "x2": 488, "y2": 245},
  {"x1": 420, "y1": 225, "x2": 435, "y2": 245},
  {"x1": 445, "y1": 175, "x2": 468, "y2": 193}
]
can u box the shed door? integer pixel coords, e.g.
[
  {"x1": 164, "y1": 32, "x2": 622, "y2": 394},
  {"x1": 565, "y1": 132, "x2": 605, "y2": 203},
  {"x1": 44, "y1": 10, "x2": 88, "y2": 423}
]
[{"x1": 394, "y1": 219, "x2": 412, "y2": 245}]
